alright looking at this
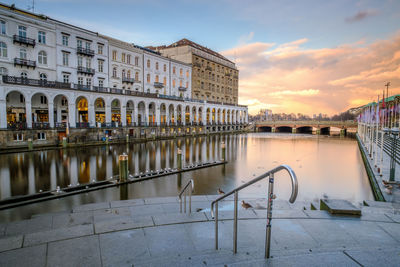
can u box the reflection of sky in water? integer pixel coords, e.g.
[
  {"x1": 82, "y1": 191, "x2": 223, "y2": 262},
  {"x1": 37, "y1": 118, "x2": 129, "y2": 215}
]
[{"x1": 0, "y1": 133, "x2": 373, "y2": 222}]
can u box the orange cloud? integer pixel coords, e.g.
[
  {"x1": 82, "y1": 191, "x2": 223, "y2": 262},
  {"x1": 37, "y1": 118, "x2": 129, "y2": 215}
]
[{"x1": 222, "y1": 33, "x2": 400, "y2": 115}]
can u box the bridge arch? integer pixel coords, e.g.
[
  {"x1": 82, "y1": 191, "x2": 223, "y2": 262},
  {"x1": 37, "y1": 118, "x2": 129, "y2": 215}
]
[
  {"x1": 258, "y1": 126, "x2": 272, "y2": 132},
  {"x1": 276, "y1": 126, "x2": 292, "y2": 133},
  {"x1": 296, "y1": 126, "x2": 312, "y2": 134}
]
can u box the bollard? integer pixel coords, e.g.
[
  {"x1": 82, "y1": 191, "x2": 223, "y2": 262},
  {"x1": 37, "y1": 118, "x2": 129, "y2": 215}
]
[
  {"x1": 177, "y1": 148, "x2": 182, "y2": 170},
  {"x1": 221, "y1": 141, "x2": 226, "y2": 161},
  {"x1": 62, "y1": 137, "x2": 67, "y2": 148},
  {"x1": 27, "y1": 138, "x2": 33, "y2": 150},
  {"x1": 119, "y1": 153, "x2": 128, "y2": 182},
  {"x1": 126, "y1": 134, "x2": 129, "y2": 143}
]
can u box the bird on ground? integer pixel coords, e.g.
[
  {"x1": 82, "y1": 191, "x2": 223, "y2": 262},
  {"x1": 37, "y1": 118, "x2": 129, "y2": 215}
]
[
  {"x1": 218, "y1": 188, "x2": 225, "y2": 195},
  {"x1": 241, "y1": 200, "x2": 253, "y2": 209},
  {"x1": 386, "y1": 185, "x2": 393, "y2": 190},
  {"x1": 385, "y1": 188, "x2": 393, "y2": 195},
  {"x1": 382, "y1": 180, "x2": 389, "y2": 186}
]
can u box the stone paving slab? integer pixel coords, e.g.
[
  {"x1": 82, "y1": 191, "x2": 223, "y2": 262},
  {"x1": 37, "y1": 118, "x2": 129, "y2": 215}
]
[
  {"x1": 345, "y1": 247, "x2": 400, "y2": 267},
  {"x1": 362, "y1": 206, "x2": 396, "y2": 214},
  {"x1": 110, "y1": 198, "x2": 145, "y2": 208},
  {"x1": 254, "y1": 209, "x2": 308, "y2": 219},
  {"x1": 93, "y1": 207, "x2": 132, "y2": 224},
  {"x1": 320, "y1": 199, "x2": 361, "y2": 216},
  {"x1": 130, "y1": 203, "x2": 165, "y2": 216},
  {"x1": 364, "y1": 200, "x2": 400, "y2": 209},
  {"x1": 152, "y1": 212, "x2": 208, "y2": 225},
  {"x1": 204, "y1": 209, "x2": 258, "y2": 221},
  {"x1": 0, "y1": 244, "x2": 46, "y2": 267},
  {"x1": 5, "y1": 216, "x2": 52, "y2": 236},
  {"x1": 99, "y1": 229, "x2": 150, "y2": 267},
  {"x1": 377, "y1": 222, "x2": 400, "y2": 242},
  {"x1": 385, "y1": 213, "x2": 400, "y2": 223},
  {"x1": 47, "y1": 235, "x2": 101, "y2": 267},
  {"x1": 303, "y1": 210, "x2": 332, "y2": 219},
  {"x1": 23, "y1": 224, "x2": 94, "y2": 247},
  {"x1": 0, "y1": 234, "x2": 23, "y2": 252},
  {"x1": 72, "y1": 201, "x2": 111, "y2": 212},
  {"x1": 52, "y1": 212, "x2": 93, "y2": 229},
  {"x1": 94, "y1": 215, "x2": 154, "y2": 234},
  {"x1": 144, "y1": 196, "x2": 178, "y2": 204}
]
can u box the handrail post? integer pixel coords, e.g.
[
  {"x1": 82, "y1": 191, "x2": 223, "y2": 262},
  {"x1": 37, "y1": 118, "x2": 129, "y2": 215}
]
[
  {"x1": 179, "y1": 198, "x2": 182, "y2": 213},
  {"x1": 189, "y1": 184, "x2": 192, "y2": 214},
  {"x1": 184, "y1": 191, "x2": 187, "y2": 213},
  {"x1": 265, "y1": 173, "x2": 275, "y2": 259},
  {"x1": 233, "y1": 191, "x2": 238, "y2": 254},
  {"x1": 215, "y1": 202, "x2": 219, "y2": 250}
]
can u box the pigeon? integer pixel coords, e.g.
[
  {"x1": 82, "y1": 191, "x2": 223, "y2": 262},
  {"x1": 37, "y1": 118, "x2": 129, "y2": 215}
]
[
  {"x1": 218, "y1": 188, "x2": 225, "y2": 195},
  {"x1": 241, "y1": 200, "x2": 253, "y2": 209}
]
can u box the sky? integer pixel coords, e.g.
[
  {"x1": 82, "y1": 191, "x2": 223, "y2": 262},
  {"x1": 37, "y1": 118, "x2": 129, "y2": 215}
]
[{"x1": 4, "y1": 0, "x2": 400, "y2": 115}]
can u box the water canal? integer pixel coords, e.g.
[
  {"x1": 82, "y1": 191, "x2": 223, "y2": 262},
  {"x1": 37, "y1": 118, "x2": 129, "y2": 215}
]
[{"x1": 0, "y1": 133, "x2": 373, "y2": 222}]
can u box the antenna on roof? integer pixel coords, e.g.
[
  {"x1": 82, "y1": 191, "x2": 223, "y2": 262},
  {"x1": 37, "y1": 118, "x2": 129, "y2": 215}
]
[{"x1": 27, "y1": 0, "x2": 35, "y2": 13}]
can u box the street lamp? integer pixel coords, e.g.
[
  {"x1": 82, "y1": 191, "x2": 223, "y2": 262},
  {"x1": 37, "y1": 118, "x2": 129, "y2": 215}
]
[{"x1": 389, "y1": 127, "x2": 399, "y2": 182}]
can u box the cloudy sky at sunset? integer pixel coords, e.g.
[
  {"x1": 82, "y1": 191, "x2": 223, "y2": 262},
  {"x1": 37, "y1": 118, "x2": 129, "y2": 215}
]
[{"x1": 5, "y1": 0, "x2": 400, "y2": 115}]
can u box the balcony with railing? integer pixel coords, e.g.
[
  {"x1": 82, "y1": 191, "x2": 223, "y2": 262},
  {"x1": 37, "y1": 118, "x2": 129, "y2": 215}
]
[
  {"x1": 77, "y1": 66, "x2": 95, "y2": 75},
  {"x1": 154, "y1": 82, "x2": 164, "y2": 88},
  {"x1": 13, "y1": 35, "x2": 35, "y2": 47},
  {"x1": 7, "y1": 122, "x2": 27, "y2": 130},
  {"x1": 122, "y1": 77, "x2": 135, "y2": 84},
  {"x1": 77, "y1": 47, "x2": 95, "y2": 57},
  {"x1": 3, "y1": 75, "x2": 71, "y2": 89},
  {"x1": 178, "y1": 86, "x2": 187, "y2": 91},
  {"x1": 74, "y1": 84, "x2": 92, "y2": 91},
  {"x1": 205, "y1": 66, "x2": 212, "y2": 71},
  {"x1": 193, "y1": 62, "x2": 201, "y2": 68},
  {"x1": 225, "y1": 72, "x2": 231, "y2": 77},
  {"x1": 14, "y1": 58, "x2": 36, "y2": 68},
  {"x1": 32, "y1": 122, "x2": 50, "y2": 129}
]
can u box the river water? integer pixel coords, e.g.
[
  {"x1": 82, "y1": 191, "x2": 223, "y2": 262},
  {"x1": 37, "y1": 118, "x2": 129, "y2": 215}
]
[{"x1": 0, "y1": 133, "x2": 373, "y2": 222}]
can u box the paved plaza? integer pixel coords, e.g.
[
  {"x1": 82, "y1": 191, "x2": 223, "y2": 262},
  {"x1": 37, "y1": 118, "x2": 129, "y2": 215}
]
[{"x1": 1, "y1": 195, "x2": 400, "y2": 266}]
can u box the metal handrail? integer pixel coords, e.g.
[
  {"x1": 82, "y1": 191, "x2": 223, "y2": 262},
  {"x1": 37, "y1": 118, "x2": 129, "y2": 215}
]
[
  {"x1": 211, "y1": 164, "x2": 298, "y2": 258},
  {"x1": 178, "y1": 179, "x2": 194, "y2": 214}
]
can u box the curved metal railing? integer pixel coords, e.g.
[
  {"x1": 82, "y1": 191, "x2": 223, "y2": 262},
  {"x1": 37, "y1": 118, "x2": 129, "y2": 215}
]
[
  {"x1": 211, "y1": 164, "x2": 298, "y2": 258},
  {"x1": 178, "y1": 179, "x2": 195, "y2": 214}
]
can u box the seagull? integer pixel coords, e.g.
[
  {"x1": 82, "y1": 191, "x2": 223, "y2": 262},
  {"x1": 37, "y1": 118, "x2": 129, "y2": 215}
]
[
  {"x1": 218, "y1": 188, "x2": 225, "y2": 195},
  {"x1": 241, "y1": 200, "x2": 253, "y2": 209}
]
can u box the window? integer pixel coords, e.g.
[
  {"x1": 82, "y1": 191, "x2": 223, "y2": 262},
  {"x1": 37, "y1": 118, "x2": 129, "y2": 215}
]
[
  {"x1": 86, "y1": 59, "x2": 91, "y2": 68},
  {"x1": 38, "y1": 51, "x2": 47, "y2": 65},
  {"x1": 98, "y1": 44, "x2": 103, "y2": 55},
  {"x1": 37, "y1": 132, "x2": 46, "y2": 140},
  {"x1": 135, "y1": 71, "x2": 139, "y2": 81},
  {"x1": 98, "y1": 60, "x2": 103, "y2": 72},
  {"x1": 86, "y1": 78, "x2": 91, "y2": 87},
  {"x1": 18, "y1": 25, "x2": 26, "y2": 37},
  {"x1": 0, "y1": 67, "x2": 7, "y2": 77},
  {"x1": 38, "y1": 31, "x2": 46, "y2": 44},
  {"x1": 163, "y1": 64, "x2": 166, "y2": 72},
  {"x1": 180, "y1": 68, "x2": 183, "y2": 76},
  {"x1": 77, "y1": 56, "x2": 83, "y2": 67},
  {"x1": 85, "y1": 42, "x2": 90, "y2": 50},
  {"x1": 13, "y1": 133, "x2": 23, "y2": 141},
  {"x1": 98, "y1": 79, "x2": 104, "y2": 87},
  {"x1": 63, "y1": 74, "x2": 69, "y2": 83},
  {"x1": 112, "y1": 50, "x2": 117, "y2": 61},
  {"x1": 78, "y1": 77, "x2": 83, "y2": 85},
  {"x1": 147, "y1": 73, "x2": 150, "y2": 83},
  {"x1": 135, "y1": 56, "x2": 139, "y2": 66},
  {"x1": 122, "y1": 53, "x2": 126, "y2": 63},
  {"x1": 112, "y1": 67, "x2": 117, "y2": 78},
  {"x1": 147, "y1": 59, "x2": 150, "y2": 68},
  {"x1": 21, "y1": 72, "x2": 27, "y2": 79},
  {"x1": 77, "y1": 39, "x2": 82, "y2": 48},
  {"x1": 186, "y1": 81, "x2": 189, "y2": 88},
  {"x1": 163, "y1": 77, "x2": 166, "y2": 85},
  {"x1": 186, "y1": 70, "x2": 189, "y2": 78},
  {"x1": 180, "y1": 80, "x2": 183, "y2": 87},
  {"x1": 155, "y1": 62, "x2": 159, "y2": 70},
  {"x1": 20, "y1": 93, "x2": 25, "y2": 102},
  {"x1": 40, "y1": 95, "x2": 47, "y2": 104},
  {"x1": 62, "y1": 35, "x2": 69, "y2": 46},
  {"x1": 127, "y1": 54, "x2": 131, "y2": 64},
  {"x1": 122, "y1": 69, "x2": 126, "y2": 78},
  {"x1": 155, "y1": 75, "x2": 159, "y2": 83},
  {"x1": 62, "y1": 52, "x2": 69, "y2": 66},
  {"x1": 61, "y1": 98, "x2": 67, "y2": 106},
  {"x1": 0, "y1": 42, "x2": 6, "y2": 58},
  {"x1": 1, "y1": 20, "x2": 6, "y2": 35},
  {"x1": 127, "y1": 70, "x2": 131, "y2": 78},
  {"x1": 172, "y1": 79, "x2": 176, "y2": 87},
  {"x1": 39, "y1": 73, "x2": 47, "y2": 81},
  {"x1": 19, "y1": 48, "x2": 27, "y2": 59},
  {"x1": 173, "y1": 66, "x2": 176, "y2": 74}
]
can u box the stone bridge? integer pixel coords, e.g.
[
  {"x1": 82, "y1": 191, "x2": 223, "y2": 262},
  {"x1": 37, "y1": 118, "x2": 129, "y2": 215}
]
[{"x1": 254, "y1": 120, "x2": 358, "y2": 134}]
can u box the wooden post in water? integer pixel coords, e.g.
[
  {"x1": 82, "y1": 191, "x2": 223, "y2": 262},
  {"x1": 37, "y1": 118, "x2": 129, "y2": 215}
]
[
  {"x1": 27, "y1": 138, "x2": 33, "y2": 150},
  {"x1": 221, "y1": 141, "x2": 226, "y2": 161},
  {"x1": 119, "y1": 153, "x2": 128, "y2": 182},
  {"x1": 177, "y1": 148, "x2": 182, "y2": 170}
]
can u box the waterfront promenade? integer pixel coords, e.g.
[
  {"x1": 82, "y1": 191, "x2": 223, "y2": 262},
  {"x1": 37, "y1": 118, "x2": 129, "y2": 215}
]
[{"x1": 1, "y1": 195, "x2": 400, "y2": 266}]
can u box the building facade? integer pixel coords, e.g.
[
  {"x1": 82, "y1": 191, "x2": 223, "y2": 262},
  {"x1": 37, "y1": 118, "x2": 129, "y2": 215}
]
[
  {"x1": 0, "y1": 4, "x2": 247, "y2": 147},
  {"x1": 150, "y1": 39, "x2": 239, "y2": 104}
]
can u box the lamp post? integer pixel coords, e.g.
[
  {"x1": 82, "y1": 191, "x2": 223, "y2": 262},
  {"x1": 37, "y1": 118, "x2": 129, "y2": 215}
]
[{"x1": 389, "y1": 127, "x2": 399, "y2": 182}]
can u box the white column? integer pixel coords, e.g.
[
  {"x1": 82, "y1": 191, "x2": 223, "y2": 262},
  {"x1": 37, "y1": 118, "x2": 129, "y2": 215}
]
[
  {"x1": 145, "y1": 105, "x2": 149, "y2": 125},
  {"x1": 68, "y1": 103, "x2": 76, "y2": 128},
  {"x1": 88, "y1": 103, "x2": 95, "y2": 127},
  {"x1": 202, "y1": 109, "x2": 207, "y2": 125},
  {"x1": 155, "y1": 104, "x2": 160, "y2": 126},
  {"x1": 0, "y1": 168, "x2": 11, "y2": 199},
  {"x1": 48, "y1": 101, "x2": 54, "y2": 128},
  {"x1": 174, "y1": 108, "x2": 177, "y2": 125},
  {"x1": 121, "y1": 104, "x2": 127, "y2": 127},
  {"x1": 0, "y1": 99, "x2": 7, "y2": 129},
  {"x1": 26, "y1": 101, "x2": 32, "y2": 128},
  {"x1": 134, "y1": 105, "x2": 138, "y2": 125},
  {"x1": 182, "y1": 108, "x2": 186, "y2": 126},
  {"x1": 56, "y1": 102, "x2": 62, "y2": 124},
  {"x1": 166, "y1": 109, "x2": 170, "y2": 126}
]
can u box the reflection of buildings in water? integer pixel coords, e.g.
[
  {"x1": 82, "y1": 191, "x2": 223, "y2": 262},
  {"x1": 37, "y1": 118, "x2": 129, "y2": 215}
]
[{"x1": 0, "y1": 167, "x2": 11, "y2": 199}]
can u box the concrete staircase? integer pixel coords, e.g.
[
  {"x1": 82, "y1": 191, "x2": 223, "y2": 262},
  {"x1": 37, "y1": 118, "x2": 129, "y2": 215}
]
[{"x1": 1, "y1": 196, "x2": 400, "y2": 266}]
